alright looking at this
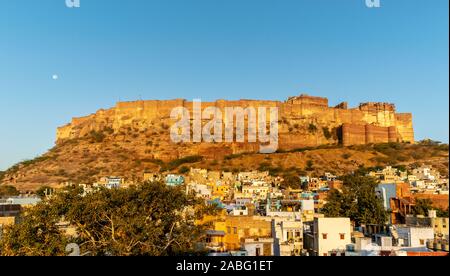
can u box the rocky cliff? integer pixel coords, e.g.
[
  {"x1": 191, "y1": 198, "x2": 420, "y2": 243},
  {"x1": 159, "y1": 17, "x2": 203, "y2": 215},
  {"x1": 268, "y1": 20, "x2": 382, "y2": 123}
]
[{"x1": 56, "y1": 94, "x2": 415, "y2": 159}]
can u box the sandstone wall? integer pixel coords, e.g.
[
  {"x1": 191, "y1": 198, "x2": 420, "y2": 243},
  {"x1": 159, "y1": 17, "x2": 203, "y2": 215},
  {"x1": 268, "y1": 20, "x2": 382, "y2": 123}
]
[{"x1": 56, "y1": 94, "x2": 415, "y2": 149}]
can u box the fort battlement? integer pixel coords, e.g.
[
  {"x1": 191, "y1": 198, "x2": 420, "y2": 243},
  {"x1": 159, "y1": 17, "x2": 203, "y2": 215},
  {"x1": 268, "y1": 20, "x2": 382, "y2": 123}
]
[{"x1": 56, "y1": 94, "x2": 415, "y2": 151}]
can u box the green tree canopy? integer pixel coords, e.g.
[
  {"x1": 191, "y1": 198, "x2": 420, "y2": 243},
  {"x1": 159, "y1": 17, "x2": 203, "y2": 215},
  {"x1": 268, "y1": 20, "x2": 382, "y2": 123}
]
[
  {"x1": 0, "y1": 185, "x2": 20, "y2": 197},
  {"x1": 35, "y1": 186, "x2": 54, "y2": 198},
  {"x1": 1, "y1": 182, "x2": 217, "y2": 256},
  {"x1": 413, "y1": 198, "x2": 449, "y2": 218},
  {"x1": 412, "y1": 199, "x2": 434, "y2": 216},
  {"x1": 322, "y1": 175, "x2": 388, "y2": 226}
]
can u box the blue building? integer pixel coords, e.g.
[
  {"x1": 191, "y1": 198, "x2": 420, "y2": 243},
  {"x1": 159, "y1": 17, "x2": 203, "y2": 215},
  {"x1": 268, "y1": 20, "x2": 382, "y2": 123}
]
[{"x1": 165, "y1": 174, "x2": 185, "y2": 186}]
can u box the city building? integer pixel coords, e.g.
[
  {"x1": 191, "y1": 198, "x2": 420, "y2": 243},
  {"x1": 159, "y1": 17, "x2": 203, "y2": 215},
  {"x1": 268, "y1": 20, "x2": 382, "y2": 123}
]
[{"x1": 304, "y1": 217, "x2": 352, "y2": 256}]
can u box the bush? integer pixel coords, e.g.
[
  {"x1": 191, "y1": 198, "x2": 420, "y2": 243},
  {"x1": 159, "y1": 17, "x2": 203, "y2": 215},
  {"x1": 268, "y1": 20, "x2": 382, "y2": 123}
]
[
  {"x1": 104, "y1": 127, "x2": 114, "y2": 134},
  {"x1": 224, "y1": 154, "x2": 244, "y2": 160},
  {"x1": 178, "y1": 166, "x2": 190, "y2": 174},
  {"x1": 281, "y1": 175, "x2": 301, "y2": 189},
  {"x1": 322, "y1": 127, "x2": 332, "y2": 139},
  {"x1": 342, "y1": 153, "x2": 352, "y2": 160},
  {"x1": 308, "y1": 124, "x2": 318, "y2": 134},
  {"x1": 411, "y1": 151, "x2": 426, "y2": 160},
  {"x1": 0, "y1": 185, "x2": 20, "y2": 197},
  {"x1": 305, "y1": 160, "x2": 314, "y2": 171},
  {"x1": 89, "y1": 130, "x2": 106, "y2": 143},
  {"x1": 164, "y1": 156, "x2": 203, "y2": 171},
  {"x1": 35, "y1": 186, "x2": 54, "y2": 198}
]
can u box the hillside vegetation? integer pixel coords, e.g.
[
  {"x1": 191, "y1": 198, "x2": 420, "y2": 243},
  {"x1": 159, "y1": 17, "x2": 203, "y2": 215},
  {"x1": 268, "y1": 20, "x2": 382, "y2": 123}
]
[{"x1": 0, "y1": 134, "x2": 448, "y2": 192}]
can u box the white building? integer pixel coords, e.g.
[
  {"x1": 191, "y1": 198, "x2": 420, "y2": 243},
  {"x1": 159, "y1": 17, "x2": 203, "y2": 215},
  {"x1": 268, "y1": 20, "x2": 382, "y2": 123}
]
[
  {"x1": 242, "y1": 185, "x2": 270, "y2": 201},
  {"x1": 306, "y1": 217, "x2": 352, "y2": 256},
  {"x1": 273, "y1": 219, "x2": 303, "y2": 256},
  {"x1": 187, "y1": 183, "x2": 212, "y2": 199},
  {"x1": 397, "y1": 226, "x2": 435, "y2": 248},
  {"x1": 242, "y1": 237, "x2": 274, "y2": 256}
]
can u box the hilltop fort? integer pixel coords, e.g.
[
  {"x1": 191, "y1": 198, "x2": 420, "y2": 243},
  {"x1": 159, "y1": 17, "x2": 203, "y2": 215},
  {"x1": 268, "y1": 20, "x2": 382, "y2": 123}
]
[
  {"x1": 57, "y1": 94, "x2": 415, "y2": 157},
  {"x1": 1, "y1": 93, "x2": 428, "y2": 191}
]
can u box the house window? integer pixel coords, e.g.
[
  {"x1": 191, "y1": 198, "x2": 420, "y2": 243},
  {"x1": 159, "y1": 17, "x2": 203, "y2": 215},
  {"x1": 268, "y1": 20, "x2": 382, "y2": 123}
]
[
  {"x1": 227, "y1": 227, "x2": 231, "y2": 234},
  {"x1": 233, "y1": 227, "x2": 237, "y2": 234},
  {"x1": 322, "y1": 233, "x2": 328, "y2": 239},
  {"x1": 340, "y1": 233, "x2": 345, "y2": 240},
  {"x1": 323, "y1": 253, "x2": 328, "y2": 256},
  {"x1": 420, "y1": 239, "x2": 425, "y2": 245},
  {"x1": 295, "y1": 231, "x2": 301, "y2": 237}
]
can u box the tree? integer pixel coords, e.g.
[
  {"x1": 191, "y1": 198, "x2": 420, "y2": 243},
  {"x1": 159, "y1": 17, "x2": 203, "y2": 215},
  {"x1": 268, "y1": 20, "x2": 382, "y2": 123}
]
[
  {"x1": 35, "y1": 186, "x2": 54, "y2": 198},
  {"x1": 437, "y1": 208, "x2": 449, "y2": 218},
  {"x1": 412, "y1": 199, "x2": 434, "y2": 216},
  {"x1": 305, "y1": 160, "x2": 314, "y2": 171},
  {"x1": 281, "y1": 175, "x2": 301, "y2": 189},
  {"x1": 0, "y1": 185, "x2": 20, "y2": 197},
  {"x1": 178, "y1": 166, "x2": 189, "y2": 174},
  {"x1": 1, "y1": 182, "x2": 217, "y2": 256},
  {"x1": 413, "y1": 199, "x2": 449, "y2": 218},
  {"x1": 322, "y1": 175, "x2": 388, "y2": 226},
  {"x1": 0, "y1": 202, "x2": 69, "y2": 256}
]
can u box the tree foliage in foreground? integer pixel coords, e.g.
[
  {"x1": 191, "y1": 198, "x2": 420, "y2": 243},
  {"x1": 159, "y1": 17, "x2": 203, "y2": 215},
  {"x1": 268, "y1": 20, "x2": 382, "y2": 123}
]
[
  {"x1": 413, "y1": 198, "x2": 449, "y2": 218},
  {"x1": 322, "y1": 175, "x2": 388, "y2": 226},
  {"x1": 0, "y1": 182, "x2": 217, "y2": 256},
  {"x1": 0, "y1": 185, "x2": 20, "y2": 197}
]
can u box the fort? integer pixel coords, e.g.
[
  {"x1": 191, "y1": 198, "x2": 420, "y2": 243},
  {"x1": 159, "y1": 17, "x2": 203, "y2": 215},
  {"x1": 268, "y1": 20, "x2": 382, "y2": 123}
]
[{"x1": 56, "y1": 94, "x2": 415, "y2": 156}]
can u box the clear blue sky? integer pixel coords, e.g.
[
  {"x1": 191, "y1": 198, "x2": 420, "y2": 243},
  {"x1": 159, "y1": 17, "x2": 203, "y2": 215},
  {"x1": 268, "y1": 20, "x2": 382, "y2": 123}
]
[{"x1": 0, "y1": 0, "x2": 448, "y2": 170}]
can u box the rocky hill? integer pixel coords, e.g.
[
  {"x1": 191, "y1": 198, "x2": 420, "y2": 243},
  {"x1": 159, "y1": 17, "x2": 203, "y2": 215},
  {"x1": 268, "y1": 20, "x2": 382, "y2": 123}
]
[{"x1": 1, "y1": 94, "x2": 444, "y2": 192}]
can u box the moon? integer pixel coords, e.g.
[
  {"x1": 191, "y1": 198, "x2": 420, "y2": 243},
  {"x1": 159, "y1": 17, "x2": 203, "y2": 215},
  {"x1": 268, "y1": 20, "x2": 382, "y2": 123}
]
[{"x1": 52, "y1": 74, "x2": 59, "y2": 80}]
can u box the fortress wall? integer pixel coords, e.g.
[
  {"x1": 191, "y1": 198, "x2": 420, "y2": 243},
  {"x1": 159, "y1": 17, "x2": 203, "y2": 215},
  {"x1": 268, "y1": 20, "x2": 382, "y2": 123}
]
[
  {"x1": 287, "y1": 95, "x2": 329, "y2": 107},
  {"x1": 359, "y1": 103, "x2": 396, "y2": 113},
  {"x1": 335, "y1": 102, "x2": 348, "y2": 109},
  {"x1": 395, "y1": 113, "x2": 415, "y2": 143},
  {"x1": 365, "y1": 125, "x2": 390, "y2": 144},
  {"x1": 56, "y1": 125, "x2": 72, "y2": 141},
  {"x1": 71, "y1": 116, "x2": 92, "y2": 126},
  {"x1": 55, "y1": 96, "x2": 415, "y2": 148},
  {"x1": 388, "y1": 126, "x2": 398, "y2": 143},
  {"x1": 343, "y1": 123, "x2": 396, "y2": 146},
  {"x1": 342, "y1": 124, "x2": 367, "y2": 146}
]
